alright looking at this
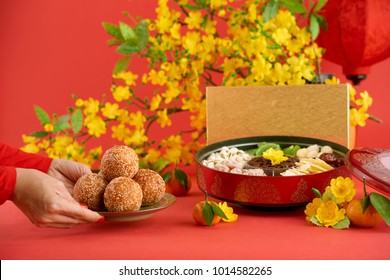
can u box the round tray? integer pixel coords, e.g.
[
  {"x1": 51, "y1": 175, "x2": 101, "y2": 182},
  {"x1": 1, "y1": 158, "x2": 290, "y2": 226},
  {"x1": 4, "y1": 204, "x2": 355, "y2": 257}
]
[{"x1": 196, "y1": 135, "x2": 349, "y2": 207}]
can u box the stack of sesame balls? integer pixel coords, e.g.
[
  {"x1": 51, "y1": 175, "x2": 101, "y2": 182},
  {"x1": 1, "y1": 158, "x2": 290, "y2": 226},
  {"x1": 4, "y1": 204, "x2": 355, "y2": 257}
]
[{"x1": 73, "y1": 145, "x2": 166, "y2": 212}]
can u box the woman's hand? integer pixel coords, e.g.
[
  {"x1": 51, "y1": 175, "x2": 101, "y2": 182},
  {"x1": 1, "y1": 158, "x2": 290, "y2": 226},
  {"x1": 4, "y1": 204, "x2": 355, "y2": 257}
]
[
  {"x1": 47, "y1": 159, "x2": 92, "y2": 195},
  {"x1": 11, "y1": 168, "x2": 104, "y2": 228}
]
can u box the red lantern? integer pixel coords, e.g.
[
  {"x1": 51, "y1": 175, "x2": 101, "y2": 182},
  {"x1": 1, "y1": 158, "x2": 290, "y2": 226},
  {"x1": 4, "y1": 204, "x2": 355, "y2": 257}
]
[{"x1": 316, "y1": 0, "x2": 390, "y2": 85}]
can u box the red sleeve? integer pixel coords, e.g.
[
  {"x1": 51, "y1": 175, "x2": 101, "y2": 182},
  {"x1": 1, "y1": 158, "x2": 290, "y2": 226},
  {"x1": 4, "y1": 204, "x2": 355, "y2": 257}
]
[
  {"x1": 0, "y1": 166, "x2": 17, "y2": 204},
  {"x1": 0, "y1": 143, "x2": 53, "y2": 172},
  {"x1": 0, "y1": 143, "x2": 53, "y2": 204}
]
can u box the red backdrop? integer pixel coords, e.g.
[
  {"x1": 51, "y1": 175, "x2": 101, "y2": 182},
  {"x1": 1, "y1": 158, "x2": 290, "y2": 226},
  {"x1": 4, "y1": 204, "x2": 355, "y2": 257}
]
[{"x1": 1, "y1": 0, "x2": 389, "y2": 156}]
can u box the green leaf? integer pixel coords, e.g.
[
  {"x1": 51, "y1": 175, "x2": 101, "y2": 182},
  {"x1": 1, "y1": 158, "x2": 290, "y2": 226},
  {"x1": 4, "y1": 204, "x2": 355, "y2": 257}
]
[
  {"x1": 315, "y1": 14, "x2": 328, "y2": 30},
  {"x1": 102, "y1": 22, "x2": 122, "y2": 39},
  {"x1": 309, "y1": 215, "x2": 323, "y2": 227},
  {"x1": 263, "y1": 0, "x2": 280, "y2": 22},
  {"x1": 182, "y1": 4, "x2": 204, "y2": 11},
  {"x1": 313, "y1": 0, "x2": 328, "y2": 12},
  {"x1": 211, "y1": 203, "x2": 228, "y2": 220},
  {"x1": 53, "y1": 114, "x2": 70, "y2": 133},
  {"x1": 309, "y1": 14, "x2": 320, "y2": 40},
  {"x1": 138, "y1": 158, "x2": 150, "y2": 170},
  {"x1": 151, "y1": 157, "x2": 170, "y2": 173},
  {"x1": 162, "y1": 171, "x2": 172, "y2": 183},
  {"x1": 311, "y1": 188, "x2": 322, "y2": 198},
  {"x1": 34, "y1": 105, "x2": 51, "y2": 126},
  {"x1": 194, "y1": 0, "x2": 208, "y2": 8},
  {"x1": 113, "y1": 56, "x2": 131, "y2": 74},
  {"x1": 370, "y1": 192, "x2": 390, "y2": 226},
  {"x1": 119, "y1": 22, "x2": 137, "y2": 42},
  {"x1": 117, "y1": 42, "x2": 140, "y2": 55},
  {"x1": 280, "y1": 0, "x2": 307, "y2": 14},
  {"x1": 174, "y1": 169, "x2": 189, "y2": 190},
  {"x1": 71, "y1": 108, "x2": 83, "y2": 133},
  {"x1": 202, "y1": 202, "x2": 214, "y2": 226},
  {"x1": 322, "y1": 189, "x2": 336, "y2": 203},
  {"x1": 135, "y1": 20, "x2": 149, "y2": 49},
  {"x1": 30, "y1": 131, "x2": 49, "y2": 138},
  {"x1": 362, "y1": 195, "x2": 370, "y2": 213},
  {"x1": 332, "y1": 216, "x2": 350, "y2": 229}
]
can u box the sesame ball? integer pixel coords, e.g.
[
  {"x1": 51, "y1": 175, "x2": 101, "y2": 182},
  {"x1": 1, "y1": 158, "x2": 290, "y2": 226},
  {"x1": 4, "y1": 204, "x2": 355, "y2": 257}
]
[
  {"x1": 100, "y1": 145, "x2": 139, "y2": 181},
  {"x1": 73, "y1": 173, "x2": 108, "y2": 211},
  {"x1": 133, "y1": 169, "x2": 166, "y2": 206},
  {"x1": 103, "y1": 177, "x2": 143, "y2": 212}
]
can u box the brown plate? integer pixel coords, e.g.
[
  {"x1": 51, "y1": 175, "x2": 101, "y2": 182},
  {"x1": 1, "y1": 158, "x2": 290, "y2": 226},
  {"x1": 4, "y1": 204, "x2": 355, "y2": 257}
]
[{"x1": 98, "y1": 193, "x2": 176, "y2": 222}]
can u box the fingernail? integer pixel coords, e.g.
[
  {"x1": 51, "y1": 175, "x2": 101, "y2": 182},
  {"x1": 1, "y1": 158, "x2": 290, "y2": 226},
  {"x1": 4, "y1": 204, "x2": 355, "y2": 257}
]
[
  {"x1": 96, "y1": 217, "x2": 105, "y2": 224},
  {"x1": 79, "y1": 203, "x2": 88, "y2": 208}
]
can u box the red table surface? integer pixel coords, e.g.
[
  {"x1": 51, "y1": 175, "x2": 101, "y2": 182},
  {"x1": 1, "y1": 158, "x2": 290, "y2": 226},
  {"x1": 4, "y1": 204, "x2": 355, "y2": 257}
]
[{"x1": 1, "y1": 175, "x2": 389, "y2": 260}]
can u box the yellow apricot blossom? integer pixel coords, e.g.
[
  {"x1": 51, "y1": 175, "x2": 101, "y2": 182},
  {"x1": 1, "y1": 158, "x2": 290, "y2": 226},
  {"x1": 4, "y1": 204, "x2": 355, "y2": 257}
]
[
  {"x1": 156, "y1": 109, "x2": 172, "y2": 128},
  {"x1": 21, "y1": 1, "x2": 375, "y2": 173}
]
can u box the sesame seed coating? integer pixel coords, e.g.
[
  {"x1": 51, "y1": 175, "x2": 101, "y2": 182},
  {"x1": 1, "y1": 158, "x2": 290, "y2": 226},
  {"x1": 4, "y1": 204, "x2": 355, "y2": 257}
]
[
  {"x1": 133, "y1": 169, "x2": 166, "y2": 206},
  {"x1": 104, "y1": 176, "x2": 143, "y2": 212},
  {"x1": 100, "y1": 145, "x2": 139, "y2": 181},
  {"x1": 73, "y1": 173, "x2": 108, "y2": 211}
]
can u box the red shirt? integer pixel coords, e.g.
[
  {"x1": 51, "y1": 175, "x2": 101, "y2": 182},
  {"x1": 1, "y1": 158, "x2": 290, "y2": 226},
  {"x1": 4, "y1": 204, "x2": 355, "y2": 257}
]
[{"x1": 0, "y1": 143, "x2": 53, "y2": 204}]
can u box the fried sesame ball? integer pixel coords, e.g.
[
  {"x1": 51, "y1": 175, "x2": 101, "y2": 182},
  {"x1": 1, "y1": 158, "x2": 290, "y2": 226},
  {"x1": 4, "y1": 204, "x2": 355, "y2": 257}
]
[
  {"x1": 103, "y1": 176, "x2": 143, "y2": 212},
  {"x1": 133, "y1": 169, "x2": 166, "y2": 206},
  {"x1": 73, "y1": 173, "x2": 108, "y2": 211},
  {"x1": 100, "y1": 145, "x2": 139, "y2": 181}
]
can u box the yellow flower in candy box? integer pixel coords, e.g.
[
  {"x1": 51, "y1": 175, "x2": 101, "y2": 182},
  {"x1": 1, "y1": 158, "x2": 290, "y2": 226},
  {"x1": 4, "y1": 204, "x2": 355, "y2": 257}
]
[{"x1": 262, "y1": 148, "x2": 289, "y2": 166}]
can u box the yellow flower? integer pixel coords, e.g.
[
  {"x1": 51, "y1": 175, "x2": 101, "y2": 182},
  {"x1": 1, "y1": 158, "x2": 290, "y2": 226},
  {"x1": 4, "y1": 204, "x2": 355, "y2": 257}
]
[
  {"x1": 355, "y1": 91, "x2": 373, "y2": 110},
  {"x1": 184, "y1": 11, "x2": 203, "y2": 30},
  {"x1": 44, "y1": 123, "x2": 54, "y2": 132},
  {"x1": 170, "y1": 22, "x2": 181, "y2": 40},
  {"x1": 149, "y1": 69, "x2": 168, "y2": 86},
  {"x1": 164, "y1": 147, "x2": 182, "y2": 164},
  {"x1": 157, "y1": 109, "x2": 172, "y2": 128},
  {"x1": 143, "y1": 148, "x2": 161, "y2": 164},
  {"x1": 75, "y1": 98, "x2": 84, "y2": 107},
  {"x1": 101, "y1": 102, "x2": 119, "y2": 119},
  {"x1": 329, "y1": 176, "x2": 356, "y2": 204},
  {"x1": 272, "y1": 27, "x2": 292, "y2": 45},
  {"x1": 111, "y1": 123, "x2": 130, "y2": 142},
  {"x1": 111, "y1": 85, "x2": 131, "y2": 102},
  {"x1": 85, "y1": 116, "x2": 106, "y2": 137},
  {"x1": 350, "y1": 107, "x2": 369, "y2": 127},
  {"x1": 83, "y1": 98, "x2": 100, "y2": 115},
  {"x1": 124, "y1": 129, "x2": 148, "y2": 146},
  {"x1": 316, "y1": 200, "x2": 346, "y2": 228},
  {"x1": 218, "y1": 201, "x2": 238, "y2": 222},
  {"x1": 210, "y1": 0, "x2": 228, "y2": 8},
  {"x1": 150, "y1": 95, "x2": 162, "y2": 111},
  {"x1": 21, "y1": 143, "x2": 39, "y2": 154},
  {"x1": 325, "y1": 76, "x2": 340, "y2": 85},
  {"x1": 113, "y1": 71, "x2": 138, "y2": 86},
  {"x1": 304, "y1": 197, "x2": 323, "y2": 222},
  {"x1": 262, "y1": 148, "x2": 288, "y2": 166},
  {"x1": 129, "y1": 111, "x2": 146, "y2": 130}
]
